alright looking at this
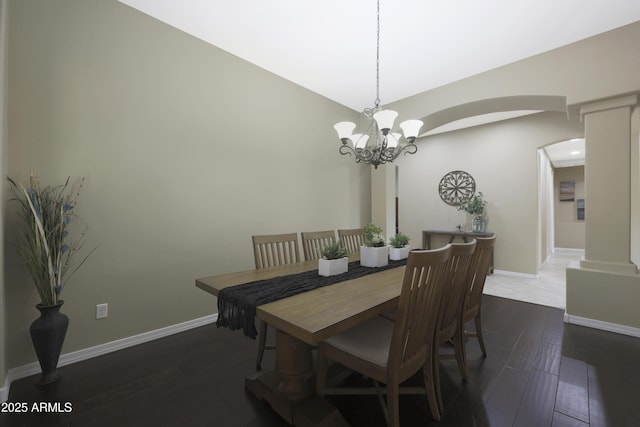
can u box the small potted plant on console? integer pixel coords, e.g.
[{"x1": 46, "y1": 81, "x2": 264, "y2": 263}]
[{"x1": 458, "y1": 192, "x2": 488, "y2": 232}]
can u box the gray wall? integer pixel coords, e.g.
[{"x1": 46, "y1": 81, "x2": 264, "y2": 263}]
[
  {"x1": 389, "y1": 20, "x2": 640, "y2": 332},
  {"x1": 396, "y1": 112, "x2": 583, "y2": 275},
  {"x1": 389, "y1": 20, "x2": 640, "y2": 277},
  {"x1": 4, "y1": 0, "x2": 369, "y2": 371}
]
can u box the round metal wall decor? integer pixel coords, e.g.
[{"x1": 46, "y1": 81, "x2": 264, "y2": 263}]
[{"x1": 438, "y1": 170, "x2": 476, "y2": 206}]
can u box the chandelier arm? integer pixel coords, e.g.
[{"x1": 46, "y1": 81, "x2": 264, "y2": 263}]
[
  {"x1": 378, "y1": 142, "x2": 417, "y2": 163},
  {"x1": 398, "y1": 143, "x2": 418, "y2": 157},
  {"x1": 339, "y1": 144, "x2": 357, "y2": 158},
  {"x1": 339, "y1": 144, "x2": 378, "y2": 164}
]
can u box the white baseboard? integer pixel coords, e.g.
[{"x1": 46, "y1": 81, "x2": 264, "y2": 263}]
[
  {"x1": 1, "y1": 313, "x2": 218, "y2": 402},
  {"x1": 554, "y1": 247, "x2": 585, "y2": 253},
  {"x1": 564, "y1": 312, "x2": 640, "y2": 338},
  {"x1": 492, "y1": 269, "x2": 539, "y2": 280}
]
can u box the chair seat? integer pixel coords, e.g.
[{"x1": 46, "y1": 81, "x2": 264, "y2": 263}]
[{"x1": 325, "y1": 315, "x2": 394, "y2": 367}]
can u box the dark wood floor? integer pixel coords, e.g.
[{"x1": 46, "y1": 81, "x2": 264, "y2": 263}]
[{"x1": 3, "y1": 295, "x2": 640, "y2": 427}]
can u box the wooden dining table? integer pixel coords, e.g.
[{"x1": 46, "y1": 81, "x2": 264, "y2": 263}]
[{"x1": 196, "y1": 257, "x2": 406, "y2": 426}]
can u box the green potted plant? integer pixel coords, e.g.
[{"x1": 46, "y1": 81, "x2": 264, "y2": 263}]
[
  {"x1": 361, "y1": 223, "x2": 389, "y2": 267},
  {"x1": 8, "y1": 174, "x2": 95, "y2": 386},
  {"x1": 389, "y1": 232, "x2": 411, "y2": 260},
  {"x1": 318, "y1": 240, "x2": 350, "y2": 277},
  {"x1": 457, "y1": 192, "x2": 488, "y2": 232}
]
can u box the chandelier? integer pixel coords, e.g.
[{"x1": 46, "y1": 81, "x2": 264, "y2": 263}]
[{"x1": 333, "y1": 0, "x2": 423, "y2": 169}]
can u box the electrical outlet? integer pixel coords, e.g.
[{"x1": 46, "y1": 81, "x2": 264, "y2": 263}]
[{"x1": 96, "y1": 303, "x2": 108, "y2": 319}]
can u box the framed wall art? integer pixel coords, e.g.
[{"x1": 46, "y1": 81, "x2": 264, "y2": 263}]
[{"x1": 559, "y1": 181, "x2": 575, "y2": 202}]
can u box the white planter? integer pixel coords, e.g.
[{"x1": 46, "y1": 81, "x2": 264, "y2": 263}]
[
  {"x1": 318, "y1": 257, "x2": 348, "y2": 277},
  {"x1": 389, "y1": 246, "x2": 410, "y2": 261},
  {"x1": 360, "y1": 245, "x2": 389, "y2": 267}
]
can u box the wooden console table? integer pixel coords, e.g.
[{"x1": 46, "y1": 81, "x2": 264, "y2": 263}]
[{"x1": 422, "y1": 229, "x2": 494, "y2": 273}]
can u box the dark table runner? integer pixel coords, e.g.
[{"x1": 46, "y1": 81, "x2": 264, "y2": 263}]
[{"x1": 216, "y1": 259, "x2": 407, "y2": 338}]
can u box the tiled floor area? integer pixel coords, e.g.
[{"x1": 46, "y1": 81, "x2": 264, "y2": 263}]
[{"x1": 483, "y1": 248, "x2": 584, "y2": 309}]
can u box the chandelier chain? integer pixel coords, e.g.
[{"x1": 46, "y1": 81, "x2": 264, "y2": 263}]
[{"x1": 375, "y1": 0, "x2": 380, "y2": 109}]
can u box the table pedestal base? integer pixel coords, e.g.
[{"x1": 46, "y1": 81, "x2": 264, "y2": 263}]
[
  {"x1": 275, "y1": 328, "x2": 313, "y2": 400},
  {"x1": 245, "y1": 330, "x2": 349, "y2": 426},
  {"x1": 245, "y1": 372, "x2": 348, "y2": 427}
]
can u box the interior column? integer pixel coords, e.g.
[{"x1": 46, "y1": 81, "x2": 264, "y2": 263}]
[
  {"x1": 579, "y1": 94, "x2": 638, "y2": 274},
  {"x1": 370, "y1": 163, "x2": 396, "y2": 240},
  {"x1": 566, "y1": 94, "x2": 640, "y2": 335}
]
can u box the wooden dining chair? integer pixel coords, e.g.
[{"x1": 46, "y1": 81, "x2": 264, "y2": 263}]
[
  {"x1": 251, "y1": 233, "x2": 300, "y2": 370},
  {"x1": 433, "y1": 240, "x2": 476, "y2": 413},
  {"x1": 252, "y1": 233, "x2": 300, "y2": 269},
  {"x1": 459, "y1": 235, "x2": 496, "y2": 375},
  {"x1": 337, "y1": 228, "x2": 365, "y2": 254},
  {"x1": 316, "y1": 245, "x2": 453, "y2": 425},
  {"x1": 301, "y1": 230, "x2": 336, "y2": 261}
]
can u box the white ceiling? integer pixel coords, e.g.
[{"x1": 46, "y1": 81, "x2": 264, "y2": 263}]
[
  {"x1": 545, "y1": 138, "x2": 585, "y2": 168},
  {"x1": 119, "y1": 0, "x2": 640, "y2": 112},
  {"x1": 117, "y1": 1, "x2": 622, "y2": 168}
]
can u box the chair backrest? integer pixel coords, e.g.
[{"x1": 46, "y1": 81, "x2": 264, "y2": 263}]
[
  {"x1": 301, "y1": 230, "x2": 336, "y2": 261},
  {"x1": 252, "y1": 233, "x2": 300, "y2": 269},
  {"x1": 437, "y1": 241, "x2": 477, "y2": 344},
  {"x1": 389, "y1": 245, "x2": 452, "y2": 374},
  {"x1": 337, "y1": 228, "x2": 366, "y2": 254},
  {"x1": 463, "y1": 235, "x2": 496, "y2": 319}
]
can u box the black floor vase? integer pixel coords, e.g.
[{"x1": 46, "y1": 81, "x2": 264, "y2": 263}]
[{"x1": 30, "y1": 300, "x2": 69, "y2": 386}]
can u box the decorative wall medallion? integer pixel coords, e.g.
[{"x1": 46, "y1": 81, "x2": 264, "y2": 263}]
[{"x1": 439, "y1": 170, "x2": 476, "y2": 206}]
